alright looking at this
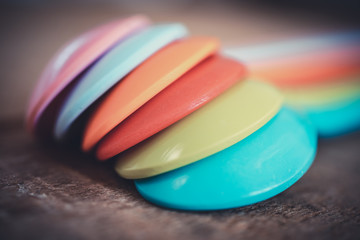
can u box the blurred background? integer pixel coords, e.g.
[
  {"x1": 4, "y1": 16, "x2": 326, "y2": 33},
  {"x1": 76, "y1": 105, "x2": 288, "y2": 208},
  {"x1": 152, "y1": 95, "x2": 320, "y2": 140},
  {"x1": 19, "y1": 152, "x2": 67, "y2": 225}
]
[{"x1": 0, "y1": 0, "x2": 359, "y2": 121}]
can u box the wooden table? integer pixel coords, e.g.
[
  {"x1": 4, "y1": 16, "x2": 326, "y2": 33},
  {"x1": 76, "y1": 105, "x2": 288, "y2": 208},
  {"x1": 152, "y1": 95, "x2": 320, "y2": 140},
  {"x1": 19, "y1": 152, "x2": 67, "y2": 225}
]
[{"x1": 0, "y1": 3, "x2": 359, "y2": 240}]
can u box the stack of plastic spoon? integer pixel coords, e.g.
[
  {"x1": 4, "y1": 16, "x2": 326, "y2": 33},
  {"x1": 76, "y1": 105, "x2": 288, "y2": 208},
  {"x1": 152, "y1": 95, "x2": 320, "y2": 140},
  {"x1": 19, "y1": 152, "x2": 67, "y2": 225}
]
[
  {"x1": 224, "y1": 31, "x2": 360, "y2": 137},
  {"x1": 27, "y1": 15, "x2": 151, "y2": 138},
  {"x1": 27, "y1": 16, "x2": 317, "y2": 211}
]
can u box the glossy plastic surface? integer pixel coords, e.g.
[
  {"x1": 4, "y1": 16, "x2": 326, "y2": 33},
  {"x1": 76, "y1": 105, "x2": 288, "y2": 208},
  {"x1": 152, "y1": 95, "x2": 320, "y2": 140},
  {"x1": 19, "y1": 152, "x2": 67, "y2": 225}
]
[
  {"x1": 135, "y1": 107, "x2": 317, "y2": 211},
  {"x1": 293, "y1": 96, "x2": 360, "y2": 137},
  {"x1": 280, "y1": 75, "x2": 360, "y2": 137},
  {"x1": 54, "y1": 24, "x2": 188, "y2": 139},
  {"x1": 27, "y1": 15, "x2": 150, "y2": 132},
  {"x1": 82, "y1": 37, "x2": 220, "y2": 151},
  {"x1": 249, "y1": 46, "x2": 360, "y2": 87},
  {"x1": 96, "y1": 55, "x2": 247, "y2": 160},
  {"x1": 222, "y1": 30, "x2": 360, "y2": 63},
  {"x1": 115, "y1": 80, "x2": 283, "y2": 179},
  {"x1": 282, "y1": 76, "x2": 360, "y2": 107}
]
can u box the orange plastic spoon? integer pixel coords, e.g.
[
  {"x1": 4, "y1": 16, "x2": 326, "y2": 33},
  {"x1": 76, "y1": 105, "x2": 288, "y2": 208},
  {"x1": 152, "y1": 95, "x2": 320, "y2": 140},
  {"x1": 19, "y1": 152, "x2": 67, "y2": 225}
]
[
  {"x1": 249, "y1": 45, "x2": 360, "y2": 87},
  {"x1": 82, "y1": 37, "x2": 219, "y2": 151}
]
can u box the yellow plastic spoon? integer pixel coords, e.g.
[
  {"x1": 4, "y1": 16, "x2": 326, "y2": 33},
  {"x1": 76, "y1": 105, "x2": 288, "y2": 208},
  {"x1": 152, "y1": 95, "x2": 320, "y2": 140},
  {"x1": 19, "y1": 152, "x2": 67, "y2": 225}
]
[{"x1": 115, "y1": 79, "x2": 283, "y2": 179}]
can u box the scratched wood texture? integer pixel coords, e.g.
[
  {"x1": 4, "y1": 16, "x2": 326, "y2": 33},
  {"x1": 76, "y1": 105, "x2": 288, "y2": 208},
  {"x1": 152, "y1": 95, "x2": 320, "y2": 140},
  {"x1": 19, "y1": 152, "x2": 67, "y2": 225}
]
[{"x1": 0, "y1": 3, "x2": 359, "y2": 240}]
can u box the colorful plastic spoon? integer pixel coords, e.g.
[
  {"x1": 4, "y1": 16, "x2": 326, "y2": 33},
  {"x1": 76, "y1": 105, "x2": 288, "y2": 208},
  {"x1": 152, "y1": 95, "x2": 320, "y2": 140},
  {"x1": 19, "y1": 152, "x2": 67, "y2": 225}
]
[
  {"x1": 135, "y1": 107, "x2": 317, "y2": 211},
  {"x1": 54, "y1": 24, "x2": 188, "y2": 140},
  {"x1": 248, "y1": 45, "x2": 360, "y2": 87},
  {"x1": 96, "y1": 55, "x2": 246, "y2": 160},
  {"x1": 115, "y1": 80, "x2": 283, "y2": 179},
  {"x1": 82, "y1": 37, "x2": 220, "y2": 151},
  {"x1": 27, "y1": 15, "x2": 150, "y2": 133},
  {"x1": 27, "y1": 33, "x2": 88, "y2": 121},
  {"x1": 279, "y1": 75, "x2": 360, "y2": 137},
  {"x1": 282, "y1": 76, "x2": 360, "y2": 107},
  {"x1": 222, "y1": 30, "x2": 360, "y2": 63},
  {"x1": 95, "y1": 56, "x2": 246, "y2": 159},
  {"x1": 293, "y1": 96, "x2": 360, "y2": 137}
]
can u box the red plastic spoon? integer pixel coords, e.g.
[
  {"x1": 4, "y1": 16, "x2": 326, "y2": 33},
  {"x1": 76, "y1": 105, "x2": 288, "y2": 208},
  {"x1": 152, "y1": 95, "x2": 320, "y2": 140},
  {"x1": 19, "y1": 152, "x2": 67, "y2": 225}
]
[{"x1": 96, "y1": 55, "x2": 247, "y2": 160}]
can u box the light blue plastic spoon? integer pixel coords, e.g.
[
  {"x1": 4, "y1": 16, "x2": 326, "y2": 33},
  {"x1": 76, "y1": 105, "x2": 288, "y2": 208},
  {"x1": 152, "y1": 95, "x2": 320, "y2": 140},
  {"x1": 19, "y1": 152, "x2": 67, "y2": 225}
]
[
  {"x1": 54, "y1": 23, "x2": 188, "y2": 139},
  {"x1": 135, "y1": 107, "x2": 317, "y2": 211}
]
